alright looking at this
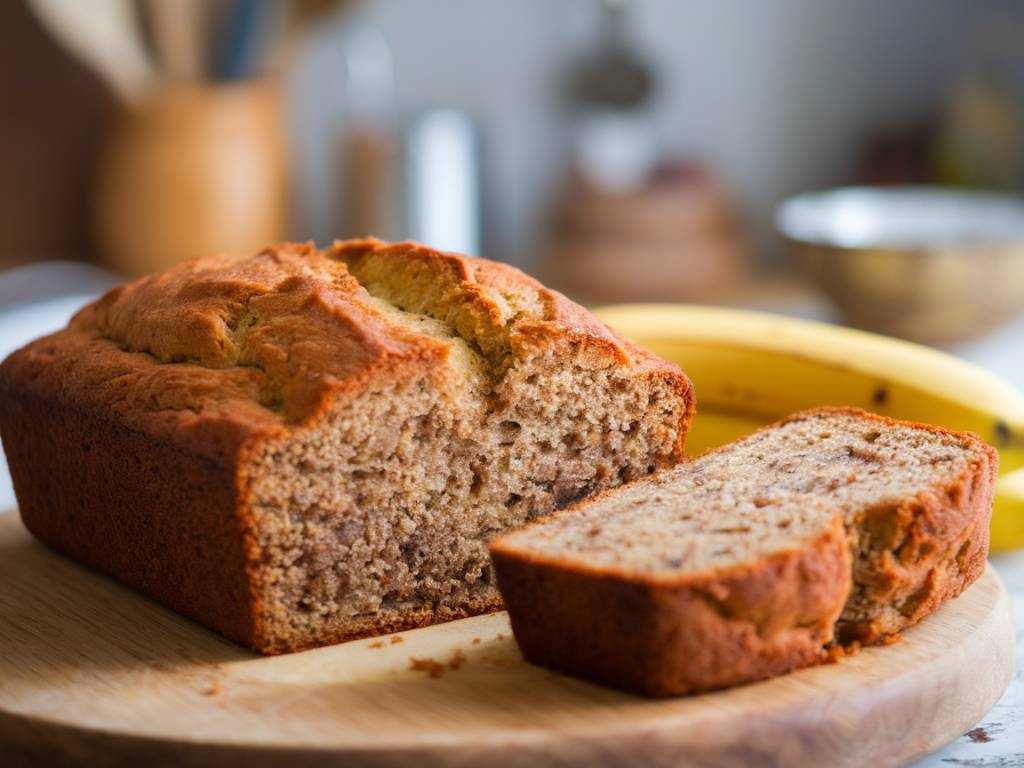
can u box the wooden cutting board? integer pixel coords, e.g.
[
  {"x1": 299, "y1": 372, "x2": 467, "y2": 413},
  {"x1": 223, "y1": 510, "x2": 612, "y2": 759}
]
[{"x1": 0, "y1": 513, "x2": 1015, "y2": 768}]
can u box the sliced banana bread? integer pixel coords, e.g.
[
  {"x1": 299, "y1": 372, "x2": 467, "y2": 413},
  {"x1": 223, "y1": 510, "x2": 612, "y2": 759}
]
[
  {"x1": 489, "y1": 408, "x2": 997, "y2": 696},
  {"x1": 0, "y1": 239, "x2": 694, "y2": 653}
]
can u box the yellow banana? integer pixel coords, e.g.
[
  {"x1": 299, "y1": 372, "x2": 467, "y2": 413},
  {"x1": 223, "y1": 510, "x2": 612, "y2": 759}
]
[
  {"x1": 681, "y1": 409, "x2": 763, "y2": 457},
  {"x1": 993, "y1": 471, "x2": 1024, "y2": 551},
  {"x1": 595, "y1": 304, "x2": 1024, "y2": 550}
]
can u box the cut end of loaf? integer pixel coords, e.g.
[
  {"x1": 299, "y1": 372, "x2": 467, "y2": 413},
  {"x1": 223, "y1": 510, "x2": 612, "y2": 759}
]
[
  {"x1": 249, "y1": 362, "x2": 686, "y2": 652},
  {"x1": 237, "y1": 242, "x2": 693, "y2": 652}
]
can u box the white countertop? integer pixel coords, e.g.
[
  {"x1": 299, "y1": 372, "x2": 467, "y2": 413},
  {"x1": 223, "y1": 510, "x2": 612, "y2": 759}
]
[
  {"x1": 920, "y1": 551, "x2": 1024, "y2": 767},
  {"x1": 0, "y1": 265, "x2": 1020, "y2": 766}
]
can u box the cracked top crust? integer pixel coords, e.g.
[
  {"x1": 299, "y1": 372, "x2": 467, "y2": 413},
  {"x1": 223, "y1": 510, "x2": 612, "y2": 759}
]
[{"x1": 0, "y1": 239, "x2": 689, "y2": 466}]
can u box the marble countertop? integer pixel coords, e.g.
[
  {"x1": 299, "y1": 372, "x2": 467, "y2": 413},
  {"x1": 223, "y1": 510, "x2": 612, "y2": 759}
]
[
  {"x1": 0, "y1": 265, "x2": 1020, "y2": 767},
  {"x1": 917, "y1": 552, "x2": 1024, "y2": 767}
]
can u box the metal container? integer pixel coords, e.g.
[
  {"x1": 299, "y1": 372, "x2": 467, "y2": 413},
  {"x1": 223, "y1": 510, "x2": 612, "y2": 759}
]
[
  {"x1": 404, "y1": 109, "x2": 482, "y2": 257},
  {"x1": 777, "y1": 186, "x2": 1024, "y2": 344}
]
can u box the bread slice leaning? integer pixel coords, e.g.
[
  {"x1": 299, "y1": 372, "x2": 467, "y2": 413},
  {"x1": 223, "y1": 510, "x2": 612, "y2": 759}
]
[{"x1": 489, "y1": 408, "x2": 997, "y2": 697}]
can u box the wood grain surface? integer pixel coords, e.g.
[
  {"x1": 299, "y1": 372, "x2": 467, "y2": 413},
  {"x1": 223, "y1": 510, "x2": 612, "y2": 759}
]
[{"x1": 0, "y1": 514, "x2": 1014, "y2": 768}]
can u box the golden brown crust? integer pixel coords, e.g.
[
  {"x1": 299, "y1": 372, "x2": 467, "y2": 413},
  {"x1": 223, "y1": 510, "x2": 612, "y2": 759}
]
[
  {"x1": 490, "y1": 407, "x2": 996, "y2": 696},
  {"x1": 775, "y1": 408, "x2": 998, "y2": 643},
  {"x1": 837, "y1": 453, "x2": 995, "y2": 641},
  {"x1": 0, "y1": 239, "x2": 694, "y2": 654},
  {"x1": 492, "y1": 516, "x2": 851, "y2": 696},
  {"x1": 4, "y1": 388, "x2": 259, "y2": 647},
  {"x1": 1, "y1": 239, "x2": 689, "y2": 460}
]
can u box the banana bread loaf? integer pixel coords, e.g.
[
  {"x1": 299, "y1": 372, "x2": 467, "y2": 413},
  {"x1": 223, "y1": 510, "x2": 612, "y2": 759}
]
[
  {"x1": 490, "y1": 408, "x2": 996, "y2": 696},
  {"x1": 0, "y1": 239, "x2": 694, "y2": 653}
]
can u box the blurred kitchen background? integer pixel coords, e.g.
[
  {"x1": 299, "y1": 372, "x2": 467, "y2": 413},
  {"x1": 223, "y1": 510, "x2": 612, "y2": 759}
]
[{"x1": 3, "y1": 0, "x2": 1024, "y2": 366}]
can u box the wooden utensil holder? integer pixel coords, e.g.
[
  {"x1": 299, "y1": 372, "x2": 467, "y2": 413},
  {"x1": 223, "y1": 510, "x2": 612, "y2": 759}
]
[{"x1": 94, "y1": 80, "x2": 288, "y2": 276}]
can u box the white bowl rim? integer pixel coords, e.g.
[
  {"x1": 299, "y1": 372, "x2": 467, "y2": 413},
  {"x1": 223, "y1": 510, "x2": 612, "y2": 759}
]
[{"x1": 776, "y1": 185, "x2": 1024, "y2": 250}]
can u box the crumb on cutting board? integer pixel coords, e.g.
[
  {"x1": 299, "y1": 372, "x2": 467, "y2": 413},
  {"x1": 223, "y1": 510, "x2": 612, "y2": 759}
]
[
  {"x1": 203, "y1": 679, "x2": 221, "y2": 697},
  {"x1": 823, "y1": 641, "x2": 862, "y2": 664},
  {"x1": 368, "y1": 640, "x2": 385, "y2": 649},
  {"x1": 449, "y1": 649, "x2": 466, "y2": 670},
  {"x1": 390, "y1": 635, "x2": 404, "y2": 644},
  {"x1": 409, "y1": 657, "x2": 446, "y2": 678},
  {"x1": 966, "y1": 726, "x2": 993, "y2": 743},
  {"x1": 410, "y1": 649, "x2": 469, "y2": 677}
]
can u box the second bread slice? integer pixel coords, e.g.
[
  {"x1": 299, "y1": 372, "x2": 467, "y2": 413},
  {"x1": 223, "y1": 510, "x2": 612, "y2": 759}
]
[{"x1": 489, "y1": 408, "x2": 997, "y2": 696}]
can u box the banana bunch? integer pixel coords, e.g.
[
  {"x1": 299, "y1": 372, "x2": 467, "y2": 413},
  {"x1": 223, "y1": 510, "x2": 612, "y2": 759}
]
[{"x1": 594, "y1": 304, "x2": 1024, "y2": 551}]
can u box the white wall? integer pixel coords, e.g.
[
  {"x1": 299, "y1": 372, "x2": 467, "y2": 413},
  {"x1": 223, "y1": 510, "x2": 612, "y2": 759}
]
[{"x1": 289, "y1": 0, "x2": 1022, "y2": 266}]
